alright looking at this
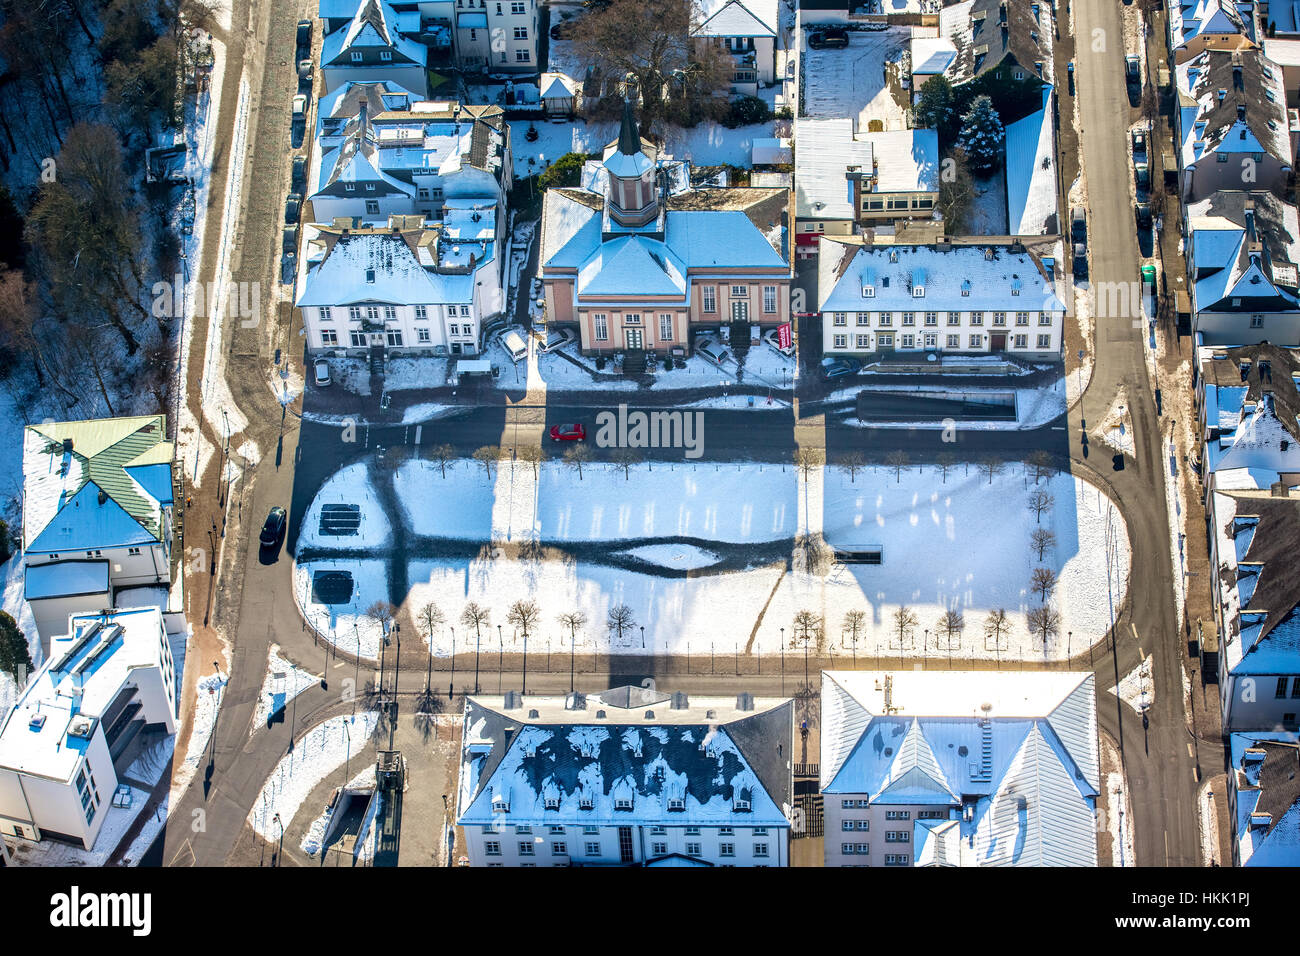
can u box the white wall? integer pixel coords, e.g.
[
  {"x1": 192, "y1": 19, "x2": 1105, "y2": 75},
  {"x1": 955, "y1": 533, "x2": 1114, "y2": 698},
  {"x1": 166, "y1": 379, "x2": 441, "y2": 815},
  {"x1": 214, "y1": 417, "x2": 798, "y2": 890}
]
[
  {"x1": 463, "y1": 821, "x2": 788, "y2": 866},
  {"x1": 821, "y1": 307, "x2": 1064, "y2": 358}
]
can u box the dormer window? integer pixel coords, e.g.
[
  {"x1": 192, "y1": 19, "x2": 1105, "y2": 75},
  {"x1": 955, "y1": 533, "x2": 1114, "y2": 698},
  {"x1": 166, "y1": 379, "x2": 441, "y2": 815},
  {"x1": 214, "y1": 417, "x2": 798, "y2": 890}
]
[
  {"x1": 365, "y1": 183, "x2": 376, "y2": 191},
  {"x1": 614, "y1": 797, "x2": 633, "y2": 811},
  {"x1": 579, "y1": 793, "x2": 594, "y2": 810},
  {"x1": 366, "y1": 269, "x2": 376, "y2": 284},
  {"x1": 667, "y1": 797, "x2": 685, "y2": 811},
  {"x1": 351, "y1": 51, "x2": 362, "y2": 62},
  {"x1": 379, "y1": 51, "x2": 392, "y2": 61},
  {"x1": 961, "y1": 279, "x2": 972, "y2": 297},
  {"x1": 912, "y1": 285, "x2": 925, "y2": 298},
  {"x1": 344, "y1": 183, "x2": 355, "y2": 191},
  {"x1": 735, "y1": 798, "x2": 751, "y2": 811},
  {"x1": 544, "y1": 795, "x2": 560, "y2": 810},
  {"x1": 862, "y1": 285, "x2": 875, "y2": 298}
]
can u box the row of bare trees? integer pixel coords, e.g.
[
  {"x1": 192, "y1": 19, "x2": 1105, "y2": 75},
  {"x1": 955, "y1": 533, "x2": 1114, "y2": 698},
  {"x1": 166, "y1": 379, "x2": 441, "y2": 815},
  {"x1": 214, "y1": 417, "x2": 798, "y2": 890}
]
[{"x1": 366, "y1": 598, "x2": 639, "y2": 654}]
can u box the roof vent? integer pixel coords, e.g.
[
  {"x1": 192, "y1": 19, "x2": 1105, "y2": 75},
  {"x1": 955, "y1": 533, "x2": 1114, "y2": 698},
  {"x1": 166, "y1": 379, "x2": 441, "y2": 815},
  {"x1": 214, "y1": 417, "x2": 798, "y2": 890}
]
[
  {"x1": 67, "y1": 715, "x2": 94, "y2": 739},
  {"x1": 503, "y1": 690, "x2": 522, "y2": 709},
  {"x1": 644, "y1": 710, "x2": 655, "y2": 719},
  {"x1": 62, "y1": 438, "x2": 74, "y2": 453},
  {"x1": 566, "y1": 692, "x2": 587, "y2": 710},
  {"x1": 669, "y1": 691, "x2": 689, "y2": 710},
  {"x1": 595, "y1": 709, "x2": 606, "y2": 719},
  {"x1": 736, "y1": 692, "x2": 754, "y2": 711},
  {"x1": 705, "y1": 709, "x2": 716, "y2": 719},
  {"x1": 97, "y1": 490, "x2": 108, "y2": 506},
  {"x1": 29, "y1": 713, "x2": 46, "y2": 731},
  {"x1": 528, "y1": 708, "x2": 539, "y2": 718}
]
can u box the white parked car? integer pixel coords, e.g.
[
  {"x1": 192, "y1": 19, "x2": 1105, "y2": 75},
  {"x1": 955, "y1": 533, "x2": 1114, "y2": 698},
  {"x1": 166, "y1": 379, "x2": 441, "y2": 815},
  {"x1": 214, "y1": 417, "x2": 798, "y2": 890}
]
[
  {"x1": 537, "y1": 327, "x2": 574, "y2": 353},
  {"x1": 502, "y1": 329, "x2": 529, "y2": 362},
  {"x1": 292, "y1": 94, "x2": 307, "y2": 120},
  {"x1": 696, "y1": 339, "x2": 732, "y2": 367},
  {"x1": 313, "y1": 359, "x2": 331, "y2": 387},
  {"x1": 763, "y1": 327, "x2": 794, "y2": 357}
]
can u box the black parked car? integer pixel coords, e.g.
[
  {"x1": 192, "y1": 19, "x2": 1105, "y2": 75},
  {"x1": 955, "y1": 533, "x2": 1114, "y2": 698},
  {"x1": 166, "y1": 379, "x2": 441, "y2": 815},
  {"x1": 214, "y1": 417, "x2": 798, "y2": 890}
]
[
  {"x1": 1135, "y1": 201, "x2": 1152, "y2": 230},
  {"x1": 1072, "y1": 242, "x2": 1088, "y2": 279},
  {"x1": 820, "y1": 356, "x2": 861, "y2": 379},
  {"x1": 809, "y1": 27, "x2": 849, "y2": 49},
  {"x1": 283, "y1": 226, "x2": 298, "y2": 254},
  {"x1": 285, "y1": 193, "x2": 301, "y2": 224},
  {"x1": 260, "y1": 506, "x2": 287, "y2": 547},
  {"x1": 291, "y1": 155, "x2": 306, "y2": 193},
  {"x1": 1070, "y1": 205, "x2": 1086, "y2": 244},
  {"x1": 296, "y1": 19, "x2": 312, "y2": 52}
]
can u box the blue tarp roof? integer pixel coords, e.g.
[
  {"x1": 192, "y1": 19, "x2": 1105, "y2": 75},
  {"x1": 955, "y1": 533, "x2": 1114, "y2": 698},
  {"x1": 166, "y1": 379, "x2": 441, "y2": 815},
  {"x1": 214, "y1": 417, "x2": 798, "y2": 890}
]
[{"x1": 24, "y1": 560, "x2": 110, "y2": 601}]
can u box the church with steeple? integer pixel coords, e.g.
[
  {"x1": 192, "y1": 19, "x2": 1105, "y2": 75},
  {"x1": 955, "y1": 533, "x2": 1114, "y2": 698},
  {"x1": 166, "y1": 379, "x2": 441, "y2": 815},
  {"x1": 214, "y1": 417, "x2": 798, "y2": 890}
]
[{"x1": 539, "y1": 90, "x2": 793, "y2": 360}]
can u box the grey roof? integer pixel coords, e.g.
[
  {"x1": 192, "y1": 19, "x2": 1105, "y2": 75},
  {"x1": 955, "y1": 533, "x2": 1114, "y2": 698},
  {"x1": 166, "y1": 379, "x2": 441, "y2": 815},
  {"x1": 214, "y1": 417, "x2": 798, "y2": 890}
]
[
  {"x1": 1185, "y1": 50, "x2": 1291, "y2": 163},
  {"x1": 960, "y1": 0, "x2": 1052, "y2": 81}
]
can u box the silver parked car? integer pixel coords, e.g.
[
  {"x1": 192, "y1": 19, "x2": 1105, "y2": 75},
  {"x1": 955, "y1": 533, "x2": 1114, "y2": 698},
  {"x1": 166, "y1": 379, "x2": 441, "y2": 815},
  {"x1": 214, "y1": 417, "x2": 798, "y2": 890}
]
[{"x1": 696, "y1": 339, "x2": 733, "y2": 367}]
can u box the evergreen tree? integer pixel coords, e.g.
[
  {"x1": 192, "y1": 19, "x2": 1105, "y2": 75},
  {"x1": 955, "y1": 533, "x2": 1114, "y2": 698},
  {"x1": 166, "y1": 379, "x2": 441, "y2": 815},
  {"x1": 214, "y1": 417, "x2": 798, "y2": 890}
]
[
  {"x1": 914, "y1": 75, "x2": 957, "y2": 141},
  {"x1": 0, "y1": 611, "x2": 31, "y2": 683},
  {"x1": 956, "y1": 94, "x2": 1004, "y2": 175}
]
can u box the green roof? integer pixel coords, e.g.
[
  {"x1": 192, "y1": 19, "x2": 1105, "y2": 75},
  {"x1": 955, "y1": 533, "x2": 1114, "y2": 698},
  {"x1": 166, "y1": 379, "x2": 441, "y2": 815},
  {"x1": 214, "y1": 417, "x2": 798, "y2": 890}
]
[{"x1": 25, "y1": 416, "x2": 173, "y2": 548}]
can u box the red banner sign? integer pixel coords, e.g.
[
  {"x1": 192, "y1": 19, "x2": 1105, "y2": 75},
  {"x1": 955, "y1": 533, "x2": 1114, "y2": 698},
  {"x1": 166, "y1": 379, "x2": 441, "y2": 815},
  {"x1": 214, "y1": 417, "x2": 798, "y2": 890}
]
[{"x1": 777, "y1": 322, "x2": 793, "y2": 351}]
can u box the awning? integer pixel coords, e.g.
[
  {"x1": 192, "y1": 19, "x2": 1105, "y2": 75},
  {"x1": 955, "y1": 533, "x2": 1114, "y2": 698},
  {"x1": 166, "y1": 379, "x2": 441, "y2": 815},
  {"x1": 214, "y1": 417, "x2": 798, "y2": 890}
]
[{"x1": 795, "y1": 233, "x2": 821, "y2": 245}]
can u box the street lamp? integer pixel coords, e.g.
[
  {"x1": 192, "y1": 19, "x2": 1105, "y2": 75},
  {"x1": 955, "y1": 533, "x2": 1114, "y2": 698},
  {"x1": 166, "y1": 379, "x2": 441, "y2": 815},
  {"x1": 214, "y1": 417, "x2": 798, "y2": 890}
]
[
  {"x1": 342, "y1": 718, "x2": 352, "y2": 790},
  {"x1": 353, "y1": 621, "x2": 360, "y2": 715},
  {"x1": 450, "y1": 626, "x2": 456, "y2": 698},
  {"x1": 474, "y1": 626, "x2": 481, "y2": 695},
  {"x1": 780, "y1": 627, "x2": 785, "y2": 696},
  {"x1": 640, "y1": 625, "x2": 645, "y2": 649},
  {"x1": 272, "y1": 812, "x2": 284, "y2": 866},
  {"x1": 522, "y1": 628, "x2": 528, "y2": 695},
  {"x1": 393, "y1": 621, "x2": 401, "y2": 703},
  {"x1": 497, "y1": 624, "x2": 503, "y2": 695}
]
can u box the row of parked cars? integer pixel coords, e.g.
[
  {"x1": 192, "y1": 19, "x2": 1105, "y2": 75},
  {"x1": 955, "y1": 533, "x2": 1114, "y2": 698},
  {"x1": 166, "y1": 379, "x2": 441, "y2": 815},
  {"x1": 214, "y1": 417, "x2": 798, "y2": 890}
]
[{"x1": 283, "y1": 21, "x2": 314, "y2": 283}]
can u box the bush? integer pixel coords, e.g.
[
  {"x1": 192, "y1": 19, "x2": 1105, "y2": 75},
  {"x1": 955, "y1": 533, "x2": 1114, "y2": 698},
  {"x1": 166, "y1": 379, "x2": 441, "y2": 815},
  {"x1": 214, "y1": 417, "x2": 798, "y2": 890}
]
[
  {"x1": 663, "y1": 357, "x2": 673, "y2": 372},
  {"x1": 774, "y1": 106, "x2": 793, "y2": 121},
  {"x1": 595, "y1": 356, "x2": 607, "y2": 371},
  {"x1": 0, "y1": 609, "x2": 30, "y2": 683},
  {"x1": 538, "y1": 151, "x2": 592, "y2": 190},
  {"x1": 0, "y1": 519, "x2": 8, "y2": 563},
  {"x1": 724, "y1": 95, "x2": 771, "y2": 129}
]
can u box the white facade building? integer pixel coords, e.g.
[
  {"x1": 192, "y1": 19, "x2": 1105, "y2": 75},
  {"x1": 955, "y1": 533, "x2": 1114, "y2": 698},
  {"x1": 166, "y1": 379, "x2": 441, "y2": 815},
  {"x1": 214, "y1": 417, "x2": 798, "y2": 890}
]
[
  {"x1": 320, "y1": 0, "x2": 431, "y2": 95},
  {"x1": 821, "y1": 671, "x2": 1100, "y2": 867},
  {"x1": 457, "y1": 686, "x2": 793, "y2": 867},
  {"x1": 21, "y1": 416, "x2": 179, "y2": 650},
  {"x1": 693, "y1": 0, "x2": 781, "y2": 93},
  {"x1": 818, "y1": 239, "x2": 1066, "y2": 360},
  {"x1": 0, "y1": 607, "x2": 177, "y2": 851}
]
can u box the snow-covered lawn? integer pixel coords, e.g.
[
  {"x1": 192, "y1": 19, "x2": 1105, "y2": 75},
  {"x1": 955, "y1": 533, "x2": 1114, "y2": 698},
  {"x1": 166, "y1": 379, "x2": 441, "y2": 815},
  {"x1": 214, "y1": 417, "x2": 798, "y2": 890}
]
[
  {"x1": 248, "y1": 712, "x2": 380, "y2": 842},
  {"x1": 1110, "y1": 654, "x2": 1154, "y2": 714},
  {"x1": 394, "y1": 458, "x2": 798, "y2": 543},
  {"x1": 251, "y1": 645, "x2": 321, "y2": 735},
  {"x1": 295, "y1": 459, "x2": 1131, "y2": 661},
  {"x1": 293, "y1": 559, "x2": 391, "y2": 661},
  {"x1": 967, "y1": 169, "x2": 1009, "y2": 235},
  {"x1": 5, "y1": 784, "x2": 150, "y2": 866},
  {"x1": 297, "y1": 462, "x2": 392, "y2": 551},
  {"x1": 800, "y1": 27, "x2": 910, "y2": 129}
]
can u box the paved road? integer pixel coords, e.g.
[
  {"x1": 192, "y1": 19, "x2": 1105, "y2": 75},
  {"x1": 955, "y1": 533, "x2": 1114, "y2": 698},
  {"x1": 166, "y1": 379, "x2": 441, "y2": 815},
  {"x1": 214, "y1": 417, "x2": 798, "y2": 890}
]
[
  {"x1": 1070, "y1": 0, "x2": 1201, "y2": 865},
  {"x1": 157, "y1": 0, "x2": 1197, "y2": 868}
]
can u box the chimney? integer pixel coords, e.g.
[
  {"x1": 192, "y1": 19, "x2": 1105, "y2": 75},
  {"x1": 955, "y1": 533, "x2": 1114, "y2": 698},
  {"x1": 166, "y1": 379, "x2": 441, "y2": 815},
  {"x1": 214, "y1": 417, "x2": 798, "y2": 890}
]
[
  {"x1": 669, "y1": 691, "x2": 689, "y2": 710},
  {"x1": 1242, "y1": 747, "x2": 1267, "y2": 768},
  {"x1": 62, "y1": 437, "x2": 74, "y2": 453},
  {"x1": 97, "y1": 490, "x2": 108, "y2": 506},
  {"x1": 735, "y1": 692, "x2": 755, "y2": 712},
  {"x1": 503, "y1": 690, "x2": 522, "y2": 709},
  {"x1": 1270, "y1": 481, "x2": 1289, "y2": 497}
]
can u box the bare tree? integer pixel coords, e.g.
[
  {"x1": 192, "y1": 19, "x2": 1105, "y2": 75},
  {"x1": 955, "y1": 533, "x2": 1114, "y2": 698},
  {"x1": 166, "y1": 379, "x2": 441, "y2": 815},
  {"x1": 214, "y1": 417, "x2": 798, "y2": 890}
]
[
  {"x1": 418, "y1": 601, "x2": 445, "y2": 644},
  {"x1": 518, "y1": 444, "x2": 543, "y2": 478},
  {"x1": 1030, "y1": 527, "x2": 1057, "y2": 561},
  {"x1": 1027, "y1": 604, "x2": 1061, "y2": 644},
  {"x1": 564, "y1": 443, "x2": 594, "y2": 480},
  {"x1": 429, "y1": 443, "x2": 457, "y2": 478},
  {"x1": 1027, "y1": 488, "x2": 1055, "y2": 524},
  {"x1": 558, "y1": 610, "x2": 587, "y2": 645},
  {"x1": 984, "y1": 608, "x2": 1011, "y2": 647},
  {"x1": 793, "y1": 446, "x2": 824, "y2": 482},
  {"x1": 609, "y1": 447, "x2": 642, "y2": 480},
  {"x1": 606, "y1": 603, "x2": 637, "y2": 645},
  {"x1": 792, "y1": 609, "x2": 824, "y2": 650},
  {"x1": 979, "y1": 454, "x2": 1003, "y2": 484},
  {"x1": 935, "y1": 452, "x2": 957, "y2": 484},
  {"x1": 472, "y1": 445, "x2": 501, "y2": 479},
  {"x1": 842, "y1": 609, "x2": 867, "y2": 648},
  {"x1": 507, "y1": 599, "x2": 542, "y2": 644},
  {"x1": 460, "y1": 602, "x2": 491, "y2": 645},
  {"x1": 938, "y1": 609, "x2": 964, "y2": 647},
  {"x1": 892, "y1": 606, "x2": 918, "y2": 647},
  {"x1": 885, "y1": 450, "x2": 910, "y2": 482},
  {"x1": 837, "y1": 451, "x2": 866, "y2": 483},
  {"x1": 1024, "y1": 449, "x2": 1056, "y2": 484},
  {"x1": 569, "y1": 0, "x2": 731, "y2": 134},
  {"x1": 367, "y1": 600, "x2": 398, "y2": 639},
  {"x1": 1030, "y1": 566, "x2": 1058, "y2": 601}
]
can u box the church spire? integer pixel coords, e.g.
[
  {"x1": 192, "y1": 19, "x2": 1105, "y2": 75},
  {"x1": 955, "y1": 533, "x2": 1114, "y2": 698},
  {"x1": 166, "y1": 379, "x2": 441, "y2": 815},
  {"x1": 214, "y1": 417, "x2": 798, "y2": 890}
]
[{"x1": 617, "y1": 75, "x2": 640, "y2": 155}]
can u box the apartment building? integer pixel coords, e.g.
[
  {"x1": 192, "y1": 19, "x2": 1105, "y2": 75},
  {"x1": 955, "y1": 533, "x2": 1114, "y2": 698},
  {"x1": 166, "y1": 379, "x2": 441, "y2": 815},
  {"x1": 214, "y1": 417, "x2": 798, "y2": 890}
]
[
  {"x1": 821, "y1": 670, "x2": 1099, "y2": 867},
  {"x1": 1227, "y1": 731, "x2": 1300, "y2": 865},
  {"x1": 457, "y1": 686, "x2": 792, "y2": 867},
  {"x1": 21, "y1": 417, "x2": 179, "y2": 649},
  {"x1": 0, "y1": 607, "x2": 177, "y2": 851},
  {"x1": 693, "y1": 0, "x2": 782, "y2": 93},
  {"x1": 817, "y1": 238, "x2": 1065, "y2": 360}
]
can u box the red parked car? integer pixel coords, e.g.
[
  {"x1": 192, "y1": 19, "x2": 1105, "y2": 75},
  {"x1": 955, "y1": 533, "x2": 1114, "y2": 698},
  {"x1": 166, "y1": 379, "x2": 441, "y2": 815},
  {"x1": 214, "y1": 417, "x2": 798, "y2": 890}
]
[{"x1": 549, "y1": 423, "x2": 586, "y2": 442}]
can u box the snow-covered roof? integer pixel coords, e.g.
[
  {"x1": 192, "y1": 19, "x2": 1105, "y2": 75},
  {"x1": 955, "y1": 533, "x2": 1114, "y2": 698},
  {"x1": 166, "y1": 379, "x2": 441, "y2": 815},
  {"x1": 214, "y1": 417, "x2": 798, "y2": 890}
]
[
  {"x1": 22, "y1": 416, "x2": 174, "y2": 553},
  {"x1": 1210, "y1": 489, "x2": 1300, "y2": 676},
  {"x1": 0, "y1": 607, "x2": 172, "y2": 783},
  {"x1": 24, "y1": 560, "x2": 109, "y2": 602},
  {"x1": 1004, "y1": 92, "x2": 1059, "y2": 236},
  {"x1": 868, "y1": 128, "x2": 939, "y2": 193},
  {"x1": 752, "y1": 137, "x2": 792, "y2": 166},
  {"x1": 539, "y1": 72, "x2": 578, "y2": 100},
  {"x1": 1229, "y1": 732, "x2": 1300, "y2": 866},
  {"x1": 945, "y1": 0, "x2": 1054, "y2": 83},
  {"x1": 910, "y1": 36, "x2": 957, "y2": 77},
  {"x1": 794, "y1": 118, "x2": 873, "y2": 221},
  {"x1": 1177, "y1": 49, "x2": 1291, "y2": 171},
  {"x1": 321, "y1": 0, "x2": 426, "y2": 68},
  {"x1": 1199, "y1": 344, "x2": 1300, "y2": 468},
  {"x1": 457, "y1": 688, "x2": 793, "y2": 828},
  {"x1": 1186, "y1": 191, "x2": 1300, "y2": 316},
  {"x1": 693, "y1": 0, "x2": 778, "y2": 37},
  {"x1": 817, "y1": 240, "x2": 1065, "y2": 314},
  {"x1": 1171, "y1": 0, "x2": 1250, "y2": 51},
  {"x1": 822, "y1": 671, "x2": 1099, "y2": 867},
  {"x1": 295, "y1": 229, "x2": 482, "y2": 308}
]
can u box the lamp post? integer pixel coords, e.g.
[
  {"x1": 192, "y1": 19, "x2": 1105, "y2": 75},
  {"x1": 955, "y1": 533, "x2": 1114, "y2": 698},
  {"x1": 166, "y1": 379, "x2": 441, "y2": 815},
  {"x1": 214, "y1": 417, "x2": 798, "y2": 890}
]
[
  {"x1": 273, "y1": 812, "x2": 284, "y2": 866},
  {"x1": 569, "y1": 629, "x2": 575, "y2": 692},
  {"x1": 923, "y1": 628, "x2": 929, "y2": 668},
  {"x1": 394, "y1": 622, "x2": 401, "y2": 702},
  {"x1": 342, "y1": 718, "x2": 351, "y2": 790},
  {"x1": 640, "y1": 625, "x2": 645, "y2": 649},
  {"x1": 497, "y1": 624, "x2": 503, "y2": 695},
  {"x1": 1067, "y1": 630, "x2": 1073, "y2": 663},
  {"x1": 450, "y1": 626, "x2": 456, "y2": 698},
  {"x1": 353, "y1": 622, "x2": 360, "y2": 715},
  {"x1": 522, "y1": 628, "x2": 528, "y2": 695},
  {"x1": 474, "y1": 626, "x2": 481, "y2": 694}
]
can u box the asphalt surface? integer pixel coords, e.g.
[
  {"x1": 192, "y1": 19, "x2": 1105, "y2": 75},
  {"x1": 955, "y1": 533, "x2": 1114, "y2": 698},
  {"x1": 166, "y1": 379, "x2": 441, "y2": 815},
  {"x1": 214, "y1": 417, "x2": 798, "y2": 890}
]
[
  {"x1": 1068, "y1": 0, "x2": 1201, "y2": 865},
  {"x1": 154, "y1": 0, "x2": 1201, "y2": 868}
]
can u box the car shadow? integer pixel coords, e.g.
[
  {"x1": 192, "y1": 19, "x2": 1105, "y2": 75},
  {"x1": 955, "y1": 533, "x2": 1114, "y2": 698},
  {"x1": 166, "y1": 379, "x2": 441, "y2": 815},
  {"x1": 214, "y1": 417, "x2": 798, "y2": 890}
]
[{"x1": 259, "y1": 542, "x2": 283, "y2": 566}]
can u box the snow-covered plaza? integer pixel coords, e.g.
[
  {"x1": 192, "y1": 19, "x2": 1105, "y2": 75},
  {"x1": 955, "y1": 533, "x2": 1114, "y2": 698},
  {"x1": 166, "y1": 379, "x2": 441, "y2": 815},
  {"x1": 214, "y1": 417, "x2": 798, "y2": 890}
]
[{"x1": 292, "y1": 453, "x2": 1130, "y2": 663}]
